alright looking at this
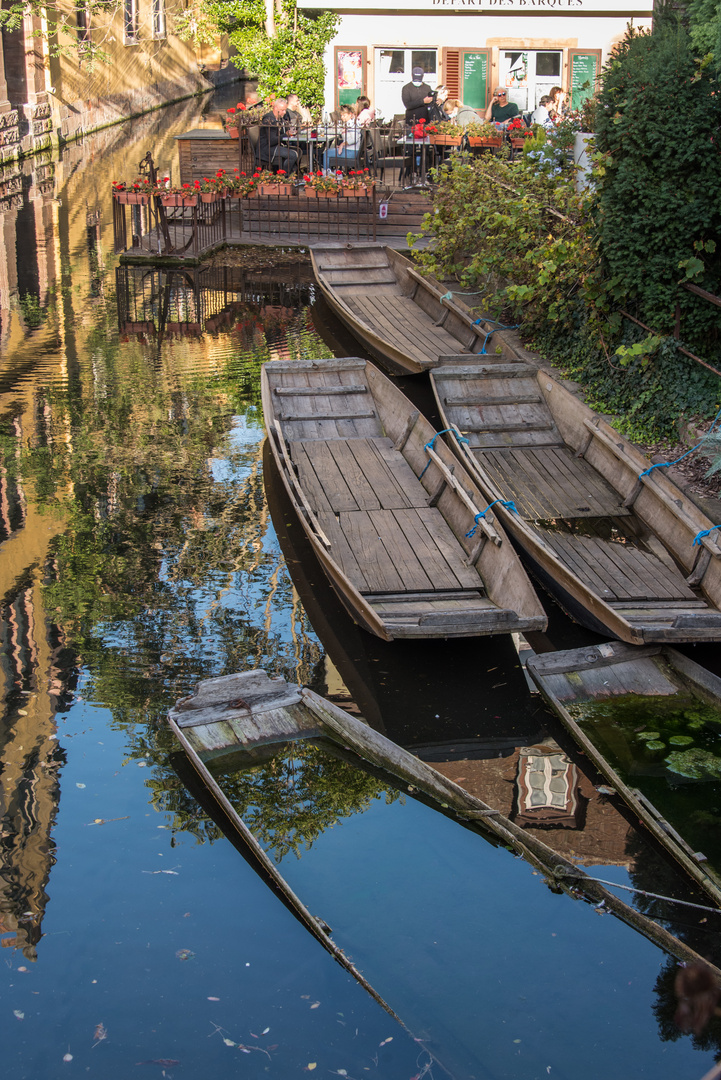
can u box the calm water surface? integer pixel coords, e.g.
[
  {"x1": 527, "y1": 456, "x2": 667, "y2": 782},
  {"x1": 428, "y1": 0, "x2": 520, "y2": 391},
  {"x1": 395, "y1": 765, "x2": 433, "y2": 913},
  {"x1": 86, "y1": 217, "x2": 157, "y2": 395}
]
[{"x1": 1, "y1": 91, "x2": 721, "y2": 1079}]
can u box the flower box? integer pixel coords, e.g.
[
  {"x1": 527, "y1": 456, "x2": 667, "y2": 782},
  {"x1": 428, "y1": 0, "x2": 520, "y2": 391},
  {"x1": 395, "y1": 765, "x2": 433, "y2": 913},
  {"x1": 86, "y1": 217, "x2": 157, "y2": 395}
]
[
  {"x1": 509, "y1": 137, "x2": 528, "y2": 149},
  {"x1": 161, "y1": 195, "x2": 198, "y2": 207},
  {"x1": 115, "y1": 191, "x2": 150, "y2": 205},
  {"x1": 305, "y1": 188, "x2": 339, "y2": 198},
  {"x1": 225, "y1": 126, "x2": 239, "y2": 139},
  {"x1": 428, "y1": 134, "x2": 463, "y2": 147},
  {"x1": 341, "y1": 187, "x2": 367, "y2": 197},
  {"x1": 467, "y1": 136, "x2": 503, "y2": 148},
  {"x1": 258, "y1": 183, "x2": 293, "y2": 196},
  {"x1": 201, "y1": 192, "x2": 220, "y2": 203}
]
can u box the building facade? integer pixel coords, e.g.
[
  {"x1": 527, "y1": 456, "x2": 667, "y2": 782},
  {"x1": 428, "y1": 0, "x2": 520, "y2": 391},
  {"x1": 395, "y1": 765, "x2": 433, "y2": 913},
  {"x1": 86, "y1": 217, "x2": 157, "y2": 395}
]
[
  {"x1": 302, "y1": 0, "x2": 653, "y2": 120},
  {"x1": 0, "y1": 1, "x2": 235, "y2": 162}
]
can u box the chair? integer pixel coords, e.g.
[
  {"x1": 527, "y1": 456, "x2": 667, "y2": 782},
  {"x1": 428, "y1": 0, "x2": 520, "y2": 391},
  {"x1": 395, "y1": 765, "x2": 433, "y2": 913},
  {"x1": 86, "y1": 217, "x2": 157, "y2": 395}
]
[{"x1": 362, "y1": 126, "x2": 385, "y2": 183}]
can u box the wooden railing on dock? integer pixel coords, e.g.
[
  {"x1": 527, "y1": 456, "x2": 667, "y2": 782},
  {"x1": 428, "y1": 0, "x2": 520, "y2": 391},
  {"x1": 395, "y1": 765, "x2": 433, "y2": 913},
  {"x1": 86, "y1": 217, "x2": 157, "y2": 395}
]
[{"x1": 113, "y1": 186, "x2": 430, "y2": 260}]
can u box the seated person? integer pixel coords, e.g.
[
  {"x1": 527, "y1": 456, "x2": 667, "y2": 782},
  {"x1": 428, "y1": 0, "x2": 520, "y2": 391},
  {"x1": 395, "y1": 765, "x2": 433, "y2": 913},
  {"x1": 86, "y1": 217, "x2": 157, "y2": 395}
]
[
  {"x1": 323, "y1": 105, "x2": 363, "y2": 170},
  {"x1": 428, "y1": 85, "x2": 449, "y2": 124},
  {"x1": 548, "y1": 86, "x2": 567, "y2": 120},
  {"x1": 355, "y1": 96, "x2": 375, "y2": 126},
  {"x1": 443, "y1": 99, "x2": 480, "y2": 128},
  {"x1": 531, "y1": 95, "x2": 554, "y2": 129},
  {"x1": 286, "y1": 93, "x2": 312, "y2": 127},
  {"x1": 484, "y1": 87, "x2": 520, "y2": 127},
  {"x1": 258, "y1": 98, "x2": 299, "y2": 173}
]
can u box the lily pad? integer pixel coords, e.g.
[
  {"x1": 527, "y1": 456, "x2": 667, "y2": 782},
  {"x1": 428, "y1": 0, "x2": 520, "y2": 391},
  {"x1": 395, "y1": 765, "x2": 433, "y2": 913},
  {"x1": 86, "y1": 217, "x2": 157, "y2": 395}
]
[
  {"x1": 665, "y1": 748, "x2": 721, "y2": 780},
  {"x1": 669, "y1": 735, "x2": 694, "y2": 746},
  {"x1": 645, "y1": 740, "x2": 666, "y2": 751},
  {"x1": 636, "y1": 731, "x2": 660, "y2": 740}
]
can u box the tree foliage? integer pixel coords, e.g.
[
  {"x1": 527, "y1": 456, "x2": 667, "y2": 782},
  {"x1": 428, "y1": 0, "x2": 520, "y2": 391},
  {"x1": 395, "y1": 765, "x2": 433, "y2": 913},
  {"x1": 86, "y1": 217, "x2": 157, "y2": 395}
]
[{"x1": 176, "y1": 0, "x2": 339, "y2": 110}]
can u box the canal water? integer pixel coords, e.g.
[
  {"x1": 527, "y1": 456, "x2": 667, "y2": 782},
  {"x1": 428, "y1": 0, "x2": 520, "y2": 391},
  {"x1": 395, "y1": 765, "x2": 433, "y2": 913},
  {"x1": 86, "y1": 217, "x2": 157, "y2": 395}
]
[{"x1": 1, "y1": 90, "x2": 721, "y2": 1079}]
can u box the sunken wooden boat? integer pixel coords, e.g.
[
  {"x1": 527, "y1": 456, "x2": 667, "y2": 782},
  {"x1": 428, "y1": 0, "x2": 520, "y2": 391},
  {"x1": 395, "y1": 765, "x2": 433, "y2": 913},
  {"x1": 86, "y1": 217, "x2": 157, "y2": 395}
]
[
  {"x1": 169, "y1": 668, "x2": 721, "y2": 969},
  {"x1": 430, "y1": 361, "x2": 721, "y2": 643},
  {"x1": 261, "y1": 356, "x2": 547, "y2": 640},
  {"x1": 309, "y1": 243, "x2": 514, "y2": 374},
  {"x1": 526, "y1": 641, "x2": 721, "y2": 907}
]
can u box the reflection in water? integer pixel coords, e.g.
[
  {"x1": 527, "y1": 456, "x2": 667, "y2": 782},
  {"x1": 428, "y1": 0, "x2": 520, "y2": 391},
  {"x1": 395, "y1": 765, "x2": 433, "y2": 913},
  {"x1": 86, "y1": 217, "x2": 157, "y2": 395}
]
[{"x1": 1, "y1": 92, "x2": 721, "y2": 1078}]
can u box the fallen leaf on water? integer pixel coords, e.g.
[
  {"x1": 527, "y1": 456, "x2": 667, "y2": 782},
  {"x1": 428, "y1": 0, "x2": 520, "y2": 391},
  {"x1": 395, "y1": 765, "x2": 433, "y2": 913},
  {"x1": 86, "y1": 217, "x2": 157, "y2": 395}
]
[
  {"x1": 336, "y1": 1071, "x2": 348, "y2": 1076},
  {"x1": 175, "y1": 949, "x2": 195, "y2": 961},
  {"x1": 300, "y1": 995, "x2": 310, "y2": 1000},
  {"x1": 310, "y1": 1002, "x2": 320, "y2": 1009},
  {"x1": 93, "y1": 1022, "x2": 108, "y2": 1044},
  {"x1": 207, "y1": 997, "x2": 219, "y2": 1001},
  {"x1": 63, "y1": 1053, "x2": 73, "y2": 1063},
  {"x1": 222, "y1": 1038, "x2": 235, "y2": 1047},
  {"x1": 17, "y1": 967, "x2": 27, "y2": 973},
  {"x1": 307, "y1": 1064, "x2": 317, "y2": 1071},
  {"x1": 261, "y1": 1027, "x2": 270, "y2": 1035},
  {"x1": 76, "y1": 783, "x2": 86, "y2": 789},
  {"x1": 379, "y1": 1037, "x2": 393, "y2": 1046},
  {"x1": 14, "y1": 1010, "x2": 24, "y2": 1020}
]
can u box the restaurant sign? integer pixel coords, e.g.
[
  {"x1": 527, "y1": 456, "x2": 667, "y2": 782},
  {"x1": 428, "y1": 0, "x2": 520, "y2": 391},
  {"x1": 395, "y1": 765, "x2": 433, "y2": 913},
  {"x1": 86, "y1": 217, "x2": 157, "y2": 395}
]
[{"x1": 302, "y1": 0, "x2": 650, "y2": 10}]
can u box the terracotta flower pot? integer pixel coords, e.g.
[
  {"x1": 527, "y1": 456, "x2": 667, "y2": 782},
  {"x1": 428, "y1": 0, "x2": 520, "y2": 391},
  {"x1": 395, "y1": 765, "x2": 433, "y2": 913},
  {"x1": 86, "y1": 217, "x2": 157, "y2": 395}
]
[
  {"x1": 226, "y1": 126, "x2": 239, "y2": 139},
  {"x1": 258, "y1": 183, "x2": 293, "y2": 196},
  {"x1": 428, "y1": 134, "x2": 462, "y2": 146},
  {"x1": 201, "y1": 192, "x2": 220, "y2": 203},
  {"x1": 467, "y1": 136, "x2": 503, "y2": 148},
  {"x1": 116, "y1": 191, "x2": 149, "y2": 205}
]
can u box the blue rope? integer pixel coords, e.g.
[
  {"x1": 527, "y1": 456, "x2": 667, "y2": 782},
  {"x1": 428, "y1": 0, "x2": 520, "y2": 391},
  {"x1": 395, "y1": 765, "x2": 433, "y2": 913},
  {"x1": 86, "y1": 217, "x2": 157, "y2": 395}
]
[
  {"x1": 638, "y1": 405, "x2": 721, "y2": 480},
  {"x1": 693, "y1": 525, "x2": 721, "y2": 547},
  {"x1": 418, "y1": 428, "x2": 470, "y2": 479},
  {"x1": 478, "y1": 324, "x2": 521, "y2": 354},
  {"x1": 466, "y1": 499, "x2": 518, "y2": 538}
]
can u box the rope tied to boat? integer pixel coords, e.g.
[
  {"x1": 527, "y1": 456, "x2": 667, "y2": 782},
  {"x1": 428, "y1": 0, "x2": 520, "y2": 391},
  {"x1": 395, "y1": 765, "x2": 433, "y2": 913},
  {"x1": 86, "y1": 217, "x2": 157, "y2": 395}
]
[
  {"x1": 478, "y1": 323, "x2": 520, "y2": 354},
  {"x1": 693, "y1": 525, "x2": 721, "y2": 547},
  {"x1": 637, "y1": 405, "x2": 721, "y2": 481},
  {"x1": 466, "y1": 500, "x2": 518, "y2": 537},
  {"x1": 418, "y1": 428, "x2": 469, "y2": 479}
]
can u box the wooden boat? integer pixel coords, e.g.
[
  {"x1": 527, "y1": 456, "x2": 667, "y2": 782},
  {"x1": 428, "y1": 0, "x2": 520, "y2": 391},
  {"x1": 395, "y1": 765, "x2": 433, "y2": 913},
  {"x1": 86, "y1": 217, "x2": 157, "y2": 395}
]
[
  {"x1": 261, "y1": 356, "x2": 547, "y2": 640},
  {"x1": 169, "y1": 667, "x2": 721, "y2": 970},
  {"x1": 309, "y1": 243, "x2": 519, "y2": 374},
  {"x1": 430, "y1": 361, "x2": 721, "y2": 643},
  {"x1": 526, "y1": 640, "x2": 721, "y2": 907}
]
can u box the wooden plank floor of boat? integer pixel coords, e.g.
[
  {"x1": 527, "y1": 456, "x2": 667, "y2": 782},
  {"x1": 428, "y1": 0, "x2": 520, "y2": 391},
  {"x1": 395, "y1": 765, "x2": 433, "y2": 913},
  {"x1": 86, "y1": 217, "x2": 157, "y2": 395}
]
[{"x1": 344, "y1": 294, "x2": 470, "y2": 368}]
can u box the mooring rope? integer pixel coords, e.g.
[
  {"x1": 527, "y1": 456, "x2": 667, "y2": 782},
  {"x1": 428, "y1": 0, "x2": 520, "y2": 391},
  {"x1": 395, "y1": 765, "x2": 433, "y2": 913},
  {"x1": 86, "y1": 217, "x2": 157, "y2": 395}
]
[
  {"x1": 466, "y1": 499, "x2": 518, "y2": 537},
  {"x1": 556, "y1": 869, "x2": 721, "y2": 915},
  {"x1": 637, "y1": 404, "x2": 721, "y2": 481},
  {"x1": 418, "y1": 428, "x2": 469, "y2": 479}
]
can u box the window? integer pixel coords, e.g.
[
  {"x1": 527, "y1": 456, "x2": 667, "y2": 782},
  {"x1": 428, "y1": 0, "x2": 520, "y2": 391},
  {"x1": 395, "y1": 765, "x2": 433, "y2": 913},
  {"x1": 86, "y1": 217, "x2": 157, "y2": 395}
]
[
  {"x1": 124, "y1": 0, "x2": 139, "y2": 43},
  {"x1": 153, "y1": 0, "x2": 166, "y2": 38},
  {"x1": 536, "y1": 52, "x2": 561, "y2": 77},
  {"x1": 411, "y1": 51, "x2": 436, "y2": 76},
  {"x1": 379, "y1": 50, "x2": 404, "y2": 75}
]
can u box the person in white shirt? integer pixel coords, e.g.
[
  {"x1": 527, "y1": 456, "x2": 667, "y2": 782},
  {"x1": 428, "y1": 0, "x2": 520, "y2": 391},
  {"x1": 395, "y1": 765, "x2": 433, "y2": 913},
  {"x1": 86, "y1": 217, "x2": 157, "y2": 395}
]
[
  {"x1": 355, "y1": 96, "x2": 375, "y2": 126},
  {"x1": 324, "y1": 105, "x2": 363, "y2": 170},
  {"x1": 531, "y1": 96, "x2": 554, "y2": 129}
]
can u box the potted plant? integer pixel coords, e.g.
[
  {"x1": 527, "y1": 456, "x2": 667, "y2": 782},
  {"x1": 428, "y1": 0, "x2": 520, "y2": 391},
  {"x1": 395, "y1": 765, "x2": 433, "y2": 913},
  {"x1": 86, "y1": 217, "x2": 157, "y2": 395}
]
[
  {"x1": 256, "y1": 168, "x2": 294, "y2": 196},
  {"x1": 224, "y1": 107, "x2": 239, "y2": 138},
  {"x1": 506, "y1": 118, "x2": 533, "y2": 147},
  {"x1": 199, "y1": 171, "x2": 228, "y2": 202},
  {"x1": 113, "y1": 178, "x2": 151, "y2": 205},
  {"x1": 341, "y1": 168, "x2": 374, "y2": 196},
  {"x1": 464, "y1": 121, "x2": 503, "y2": 148},
  {"x1": 161, "y1": 182, "x2": 199, "y2": 208},
  {"x1": 227, "y1": 172, "x2": 259, "y2": 198},
  {"x1": 425, "y1": 121, "x2": 463, "y2": 147},
  {"x1": 303, "y1": 171, "x2": 342, "y2": 197}
]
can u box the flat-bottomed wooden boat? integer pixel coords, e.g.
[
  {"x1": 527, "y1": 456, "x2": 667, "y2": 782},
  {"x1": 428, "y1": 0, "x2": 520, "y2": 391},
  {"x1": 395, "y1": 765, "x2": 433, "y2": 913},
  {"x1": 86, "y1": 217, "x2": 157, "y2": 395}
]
[
  {"x1": 310, "y1": 243, "x2": 516, "y2": 373},
  {"x1": 431, "y1": 361, "x2": 721, "y2": 643},
  {"x1": 262, "y1": 356, "x2": 547, "y2": 640},
  {"x1": 527, "y1": 641, "x2": 721, "y2": 907}
]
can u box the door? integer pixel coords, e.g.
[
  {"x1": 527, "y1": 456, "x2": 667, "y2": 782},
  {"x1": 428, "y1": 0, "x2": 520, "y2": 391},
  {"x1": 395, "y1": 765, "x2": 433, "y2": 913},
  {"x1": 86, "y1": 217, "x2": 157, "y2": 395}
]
[{"x1": 374, "y1": 48, "x2": 437, "y2": 123}]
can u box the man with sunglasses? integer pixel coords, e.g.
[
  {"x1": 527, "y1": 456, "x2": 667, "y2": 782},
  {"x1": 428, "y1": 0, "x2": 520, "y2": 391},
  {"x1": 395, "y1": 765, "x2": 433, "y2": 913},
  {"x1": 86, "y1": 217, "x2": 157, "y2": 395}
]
[{"x1": 484, "y1": 86, "x2": 520, "y2": 125}]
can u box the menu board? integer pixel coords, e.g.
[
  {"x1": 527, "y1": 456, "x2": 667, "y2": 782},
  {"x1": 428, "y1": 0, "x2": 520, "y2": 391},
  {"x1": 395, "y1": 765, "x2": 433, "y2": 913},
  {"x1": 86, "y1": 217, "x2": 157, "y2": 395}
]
[
  {"x1": 462, "y1": 51, "x2": 489, "y2": 110},
  {"x1": 570, "y1": 52, "x2": 600, "y2": 111}
]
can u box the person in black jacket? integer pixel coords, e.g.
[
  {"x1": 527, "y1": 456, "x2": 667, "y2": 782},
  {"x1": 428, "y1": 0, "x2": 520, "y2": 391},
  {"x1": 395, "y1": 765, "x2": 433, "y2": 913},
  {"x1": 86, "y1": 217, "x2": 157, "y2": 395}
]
[
  {"x1": 402, "y1": 67, "x2": 433, "y2": 124},
  {"x1": 427, "y1": 85, "x2": 448, "y2": 124},
  {"x1": 258, "y1": 98, "x2": 299, "y2": 173}
]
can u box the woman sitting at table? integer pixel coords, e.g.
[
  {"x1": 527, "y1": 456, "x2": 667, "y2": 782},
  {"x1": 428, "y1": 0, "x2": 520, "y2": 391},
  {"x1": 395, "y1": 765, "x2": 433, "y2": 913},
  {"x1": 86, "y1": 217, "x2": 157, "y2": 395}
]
[
  {"x1": 548, "y1": 86, "x2": 568, "y2": 121},
  {"x1": 287, "y1": 93, "x2": 312, "y2": 127},
  {"x1": 323, "y1": 105, "x2": 363, "y2": 170},
  {"x1": 355, "y1": 96, "x2": 375, "y2": 126},
  {"x1": 443, "y1": 98, "x2": 480, "y2": 128}
]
